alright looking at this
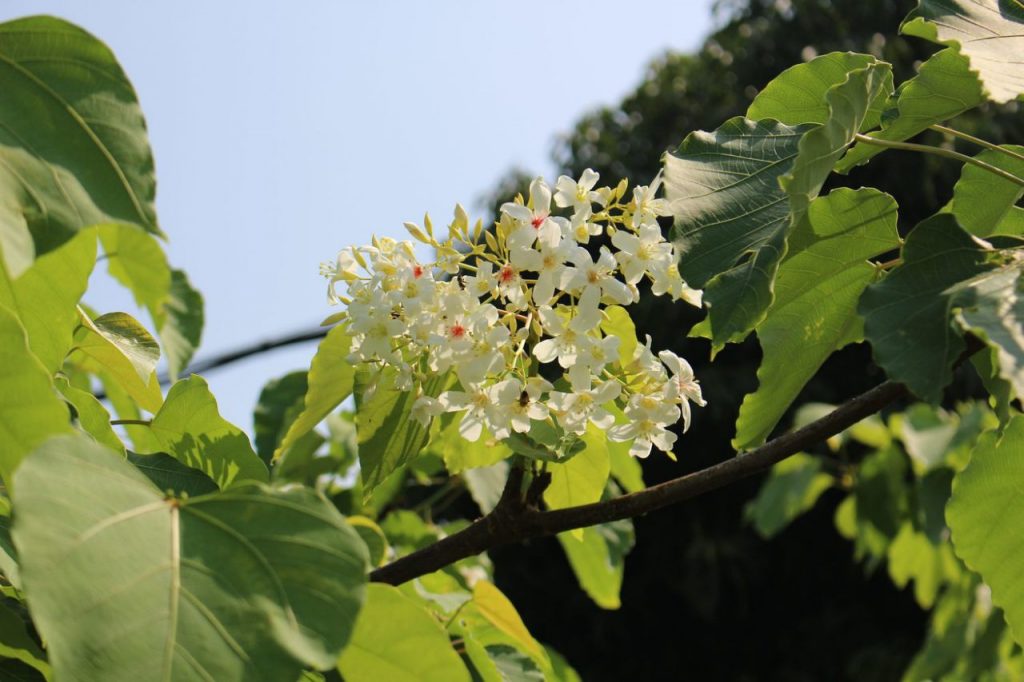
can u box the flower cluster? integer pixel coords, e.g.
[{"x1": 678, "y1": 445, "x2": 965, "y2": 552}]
[{"x1": 321, "y1": 170, "x2": 705, "y2": 458}]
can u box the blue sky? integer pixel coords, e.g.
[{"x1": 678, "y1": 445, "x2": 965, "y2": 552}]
[{"x1": 3, "y1": 1, "x2": 715, "y2": 428}]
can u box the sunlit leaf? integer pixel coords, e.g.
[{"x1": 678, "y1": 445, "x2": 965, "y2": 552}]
[
  {"x1": 901, "y1": 0, "x2": 1024, "y2": 104},
  {"x1": 13, "y1": 435, "x2": 369, "y2": 682},
  {"x1": 948, "y1": 145, "x2": 1024, "y2": 237},
  {"x1": 543, "y1": 424, "x2": 610, "y2": 540},
  {"x1": 274, "y1": 325, "x2": 354, "y2": 461},
  {"x1": 557, "y1": 517, "x2": 634, "y2": 610},
  {"x1": 0, "y1": 230, "x2": 96, "y2": 372},
  {"x1": 144, "y1": 375, "x2": 268, "y2": 488},
  {"x1": 748, "y1": 51, "x2": 890, "y2": 129},
  {"x1": 948, "y1": 417, "x2": 1024, "y2": 644},
  {"x1": 0, "y1": 16, "x2": 160, "y2": 277},
  {"x1": 838, "y1": 47, "x2": 984, "y2": 171},
  {"x1": 254, "y1": 370, "x2": 308, "y2": 465},
  {"x1": 0, "y1": 305, "x2": 71, "y2": 486},
  {"x1": 71, "y1": 310, "x2": 162, "y2": 413},
  {"x1": 337, "y1": 584, "x2": 469, "y2": 682},
  {"x1": 734, "y1": 188, "x2": 900, "y2": 448}
]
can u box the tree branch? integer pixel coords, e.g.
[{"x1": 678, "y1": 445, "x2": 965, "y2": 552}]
[{"x1": 370, "y1": 378, "x2": 909, "y2": 585}]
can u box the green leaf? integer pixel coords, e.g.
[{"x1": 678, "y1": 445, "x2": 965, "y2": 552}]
[
  {"x1": 599, "y1": 305, "x2": 637, "y2": 365},
  {"x1": 951, "y1": 265, "x2": 1024, "y2": 402},
  {"x1": 56, "y1": 377, "x2": 124, "y2": 454},
  {"x1": 356, "y1": 369, "x2": 448, "y2": 497},
  {"x1": 948, "y1": 145, "x2": 1024, "y2": 237},
  {"x1": 748, "y1": 51, "x2": 889, "y2": 129},
  {"x1": 734, "y1": 188, "x2": 900, "y2": 448},
  {"x1": 274, "y1": 325, "x2": 355, "y2": 461},
  {"x1": 0, "y1": 305, "x2": 71, "y2": 486},
  {"x1": 853, "y1": 446, "x2": 909, "y2": 563},
  {"x1": 425, "y1": 415, "x2": 511, "y2": 476},
  {"x1": 859, "y1": 214, "x2": 994, "y2": 402},
  {"x1": 0, "y1": 16, "x2": 161, "y2": 278},
  {"x1": 745, "y1": 453, "x2": 833, "y2": 539},
  {"x1": 779, "y1": 61, "x2": 892, "y2": 228},
  {"x1": 347, "y1": 516, "x2": 387, "y2": 568},
  {"x1": 254, "y1": 371, "x2": 308, "y2": 465},
  {"x1": 557, "y1": 517, "x2": 635, "y2": 610},
  {"x1": 543, "y1": 424, "x2": 610, "y2": 539},
  {"x1": 71, "y1": 310, "x2": 163, "y2": 413},
  {"x1": 947, "y1": 416, "x2": 1024, "y2": 643},
  {"x1": 337, "y1": 584, "x2": 469, "y2": 682},
  {"x1": 463, "y1": 581, "x2": 548, "y2": 670},
  {"x1": 838, "y1": 48, "x2": 984, "y2": 172},
  {"x1": 480, "y1": 645, "x2": 544, "y2": 682},
  {"x1": 0, "y1": 516, "x2": 21, "y2": 589},
  {"x1": 155, "y1": 269, "x2": 204, "y2": 379},
  {"x1": 886, "y1": 522, "x2": 959, "y2": 609},
  {"x1": 13, "y1": 435, "x2": 369, "y2": 681},
  {"x1": 607, "y1": 437, "x2": 645, "y2": 494},
  {"x1": 666, "y1": 117, "x2": 811, "y2": 349},
  {"x1": 0, "y1": 230, "x2": 96, "y2": 372},
  {"x1": 98, "y1": 224, "x2": 169, "y2": 310},
  {"x1": 901, "y1": 0, "x2": 1024, "y2": 104},
  {"x1": 126, "y1": 451, "x2": 219, "y2": 497},
  {"x1": 145, "y1": 375, "x2": 268, "y2": 488},
  {"x1": 0, "y1": 600, "x2": 50, "y2": 680}
]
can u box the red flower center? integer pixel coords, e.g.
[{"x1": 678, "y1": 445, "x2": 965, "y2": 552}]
[
  {"x1": 499, "y1": 265, "x2": 516, "y2": 283},
  {"x1": 412, "y1": 265, "x2": 424, "y2": 279},
  {"x1": 531, "y1": 214, "x2": 547, "y2": 229},
  {"x1": 450, "y1": 323, "x2": 466, "y2": 339}
]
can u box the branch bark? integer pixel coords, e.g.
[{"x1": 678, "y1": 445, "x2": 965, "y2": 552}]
[{"x1": 370, "y1": 378, "x2": 909, "y2": 585}]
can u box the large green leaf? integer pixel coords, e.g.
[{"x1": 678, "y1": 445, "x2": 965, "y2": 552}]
[
  {"x1": 666, "y1": 118, "x2": 811, "y2": 348},
  {"x1": 144, "y1": 375, "x2": 268, "y2": 488},
  {"x1": 13, "y1": 435, "x2": 369, "y2": 682},
  {"x1": 901, "y1": 0, "x2": 1024, "y2": 104},
  {"x1": 71, "y1": 310, "x2": 163, "y2": 413},
  {"x1": 948, "y1": 145, "x2": 1024, "y2": 237},
  {"x1": 0, "y1": 16, "x2": 160, "y2": 277},
  {"x1": 337, "y1": 584, "x2": 469, "y2": 682},
  {"x1": 355, "y1": 369, "x2": 448, "y2": 497},
  {"x1": 254, "y1": 371, "x2": 308, "y2": 465},
  {"x1": 126, "y1": 452, "x2": 219, "y2": 497},
  {"x1": 778, "y1": 61, "x2": 892, "y2": 228},
  {"x1": 947, "y1": 416, "x2": 1024, "y2": 643},
  {"x1": 950, "y1": 264, "x2": 1024, "y2": 400},
  {"x1": 0, "y1": 305, "x2": 71, "y2": 486},
  {"x1": 748, "y1": 51, "x2": 889, "y2": 129},
  {"x1": 0, "y1": 230, "x2": 96, "y2": 372},
  {"x1": 423, "y1": 415, "x2": 511, "y2": 476},
  {"x1": 557, "y1": 517, "x2": 634, "y2": 610},
  {"x1": 886, "y1": 522, "x2": 959, "y2": 609},
  {"x1": 838, "y1": 48, "x2": 984, "y2": 172},
  {"x1": 859, "y1": 215, "x2": 995, "y2": 402},
  {"x1": 734, "y1": 188, "x2": 900, "y2": 448},
  {"x1": 274, "y1": 325, "x2": 355, "y2": 461},
  {"x1": 745, "y1": 453, "x2": 834, "y2": 539}
]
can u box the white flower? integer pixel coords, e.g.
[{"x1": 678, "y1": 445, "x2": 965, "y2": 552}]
[
  {"x1": 548, "y1": 380, "x2": 621, "y2": 435},
  {"x1": 510, "y1": 239, "x2": 573, "y2": 306},
  {"x1": 554, "y1": 169, "x2": 601, "y2": 214},
  {"x1": 611, "y1": 223, "x2": 674, "y2": 284},
  {"x1": 502, "y1": 178, "x2": 568, "y2": 250},
  {"x1": 658, "y1": 350, "x2": 706, "y2": 432},
  {"x1": 560, "y1": 246, "x2": 633, "y2": 305},
  {"x1": 631, "y1": 171, "x2": 672, "y2": 228}
]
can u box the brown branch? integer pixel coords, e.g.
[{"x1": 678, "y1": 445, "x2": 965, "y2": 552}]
[{"x1": 370, "y1": 378, "x2": 909, "y2": 585}]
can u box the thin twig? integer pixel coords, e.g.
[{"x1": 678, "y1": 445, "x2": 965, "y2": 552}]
[
  {"x1": 930, "y1": 124, "x2": 1024, "y2": 165},
  {"x1": 853, "y1": 133, "x2": 1024, "y2": 188}
]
